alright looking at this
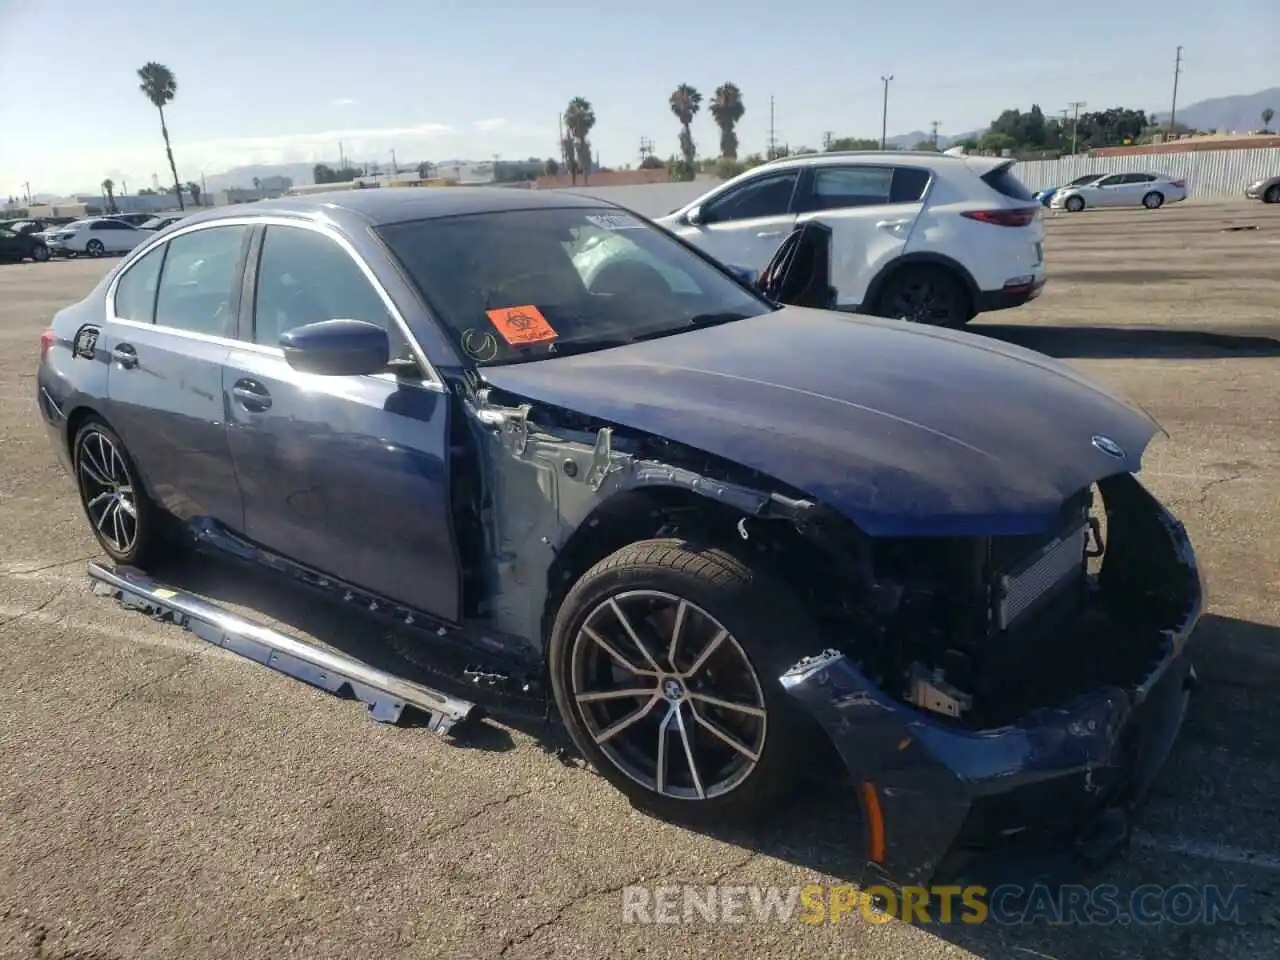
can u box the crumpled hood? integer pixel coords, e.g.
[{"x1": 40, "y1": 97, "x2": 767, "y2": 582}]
[{"x1": 479, "y1": 307, "x2": 1160, "y2": 537}]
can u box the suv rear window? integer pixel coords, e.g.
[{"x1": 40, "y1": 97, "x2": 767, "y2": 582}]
[{"x1": 981, "y1": 165, "x2": 1036, "y2": 202}]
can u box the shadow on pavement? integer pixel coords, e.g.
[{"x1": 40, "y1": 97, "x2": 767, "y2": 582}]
[{"x1": 973, "y1": 323, "x2": 1280, "y2": 359}]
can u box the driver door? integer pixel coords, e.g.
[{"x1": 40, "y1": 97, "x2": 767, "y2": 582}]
[
  {"x1": 667, "y1": 169, "x2": 801, "y2": 272},
  {"x1": 222, "y1": 222, "x2": 462, "y2": 623}
]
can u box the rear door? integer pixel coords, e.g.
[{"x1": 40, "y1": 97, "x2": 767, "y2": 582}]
[
  {"x1": 793, "y1": 164, "x2": 931, "y2": 308},
  {"x1": 100, "y1": 224, "x2": 250, "y2": 526},
  {"x1": 667, "y1": 168, "x2": 802, "y2": 272},
  {"x1": 222, "y1": 221, "x2": 461, "y2": 622}
]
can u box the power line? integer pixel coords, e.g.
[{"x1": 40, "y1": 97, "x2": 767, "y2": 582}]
[
  {"x1": 880, "y1": 75, "x2": 894, "y2": 150},
  {"x1": 1168, "y1": 45, "x2": 1184, "y2": 136},
  {"x1": 1068, "y1": 101, "x2": 1087, "y2": 154}
]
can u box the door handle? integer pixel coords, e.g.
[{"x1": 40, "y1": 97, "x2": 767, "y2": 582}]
[
  {"x1": 110, "y1": 344, "x2": 138, "y2": 368},
  {"x1": 232, "y1": 379, "x2": 272, "y2": 411},
  {"x1": 875, "y1": 219, "x2": 912, "y2": 230},
  {"x1": 756, "y1": 230, "x2": 785, "y2": 238}
]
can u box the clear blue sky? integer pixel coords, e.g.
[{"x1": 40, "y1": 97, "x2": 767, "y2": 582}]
[{"x1": 0, "y1": 0, "x2": 1274, "y2": 197}]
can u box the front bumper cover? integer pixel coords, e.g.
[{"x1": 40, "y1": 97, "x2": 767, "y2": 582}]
[{"x1": 781, "y1": 475, "x2": 1203, "y2": 887}]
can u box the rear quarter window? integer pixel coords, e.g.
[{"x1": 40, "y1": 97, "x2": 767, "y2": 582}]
[{"x1": 981, "y1": 166, "x2": 1036, "y2": 202}]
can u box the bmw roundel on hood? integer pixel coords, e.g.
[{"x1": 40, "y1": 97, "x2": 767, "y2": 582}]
[{"x1": 478, "y1": 307, "x2": 1160, "y2": 538}]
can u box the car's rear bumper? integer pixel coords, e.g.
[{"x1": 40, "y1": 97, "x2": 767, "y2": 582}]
[
  {"x1": 781, "y1": 474, "x2": 1202, "y2": 888},
  {"x1": 975, "y1": 274, "x2": 1046, "y2": 313}
]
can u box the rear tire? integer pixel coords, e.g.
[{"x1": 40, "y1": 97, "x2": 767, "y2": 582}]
[
  {"x1": 1143, "y1": 191, "x2": 1164, "y2": 209},
  {"x1": 31, "y1": 243, "x2": 51, "y2": 262},
  {"x1": 548, "y1": 539, "x2": 822, "y2": 825},
  {"x1": 72, "y1": 418, "x2": 167, "y2": 568},
  {"x1": 1264, "y1": 185, "x2": 1280, "y2": 204},
  {"x1": 85, "y1": 239, "x2": 105, "y2": 257},
  {"x1": 872, "y1": 265, "x2": 973, "y2": 328},
  {"x1": 1065, "y1": 195, "x2": 1085, "y2": 213}
]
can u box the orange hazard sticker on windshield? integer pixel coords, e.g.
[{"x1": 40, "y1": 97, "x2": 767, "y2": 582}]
[{"x1": 486, "y1": 305, "x2": 559, "y2": 346}]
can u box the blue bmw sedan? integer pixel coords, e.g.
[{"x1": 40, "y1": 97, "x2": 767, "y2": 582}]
[{"x1": 36, "y1": 187, "x2": 1202, "y2": 886}]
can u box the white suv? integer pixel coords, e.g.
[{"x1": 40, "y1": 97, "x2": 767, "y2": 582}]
[{"x1": 656, "y1": 151, "x2": 1046, "y2": 327}]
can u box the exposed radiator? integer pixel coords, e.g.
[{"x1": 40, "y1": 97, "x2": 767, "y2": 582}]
[{"x1": 995, "y1": 522, "x2": 1089, "y2": 630}]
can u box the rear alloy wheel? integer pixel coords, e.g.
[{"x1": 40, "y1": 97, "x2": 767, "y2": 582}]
[
  {"x1": 874, "y1": 266, "x2": 972, "y2": 327},
  {"x1": 73, "y1": 419, "x2": 164, "y2": 567},
  {"x1": 31, "y1": 243, "x2": 50, "y2": 262},
  {"x1": 1264, "y1": 185, "x2": 1280, "y2": 204},
  {"x1": 1143, "y1": 191, "x2": 1164, "y2": 209},
  {"x1": 85, "y1": 239, "x2": 105, "y2": 257},
  {"x1": 1065, "y1": 195, "x2": 1086, "y2": 213},
  {"x1": 549, "y1": 540, "x2": 819, "y2": 824}
]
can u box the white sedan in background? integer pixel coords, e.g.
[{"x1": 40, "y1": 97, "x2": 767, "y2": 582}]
[
  {"x1": 41, "y1": 218, "x2": 148, "y2": 257},
  {"x1": 1050, "y1": 172, "x2": 1188, "y2": 212}
]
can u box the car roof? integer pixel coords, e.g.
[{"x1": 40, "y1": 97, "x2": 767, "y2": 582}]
[{"x1": 177, "y1": 186, "x2": 620, "y2": 230}]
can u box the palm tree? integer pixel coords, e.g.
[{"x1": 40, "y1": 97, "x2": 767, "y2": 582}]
[
  {"x1": 1263, "y1": 107, "x2": 1275, "y2": 134},
  {"x1": 100, "y1": 178, "x2": 117, "y2": 214},
  {"x1": 669, "y1": 84, "x2": 703, "y2": 177},
  {"x1": 709, "y1": 83, "x2": 746, "y2": 161},
  {"x1": 253, "y1": 176, "x2": 262, "y2": 192},
  {"x1": 137, "y1": 62, "x2": 185, "y2": 211},
  {"x1": 564, "y1": 97, "x2": 596, "y2": 186},
  {"x1": 186, "y1": 181, "x2": 201, "y2": 207}
]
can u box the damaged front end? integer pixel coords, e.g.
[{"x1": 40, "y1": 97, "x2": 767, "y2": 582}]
[{"x1": 781, "y1": 472, "x2": 1203, "y2": 887}]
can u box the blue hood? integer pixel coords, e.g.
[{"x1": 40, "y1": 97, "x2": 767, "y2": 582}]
[{"x1": 479, "y1": 307, "x2": 1159, "y2": 537}]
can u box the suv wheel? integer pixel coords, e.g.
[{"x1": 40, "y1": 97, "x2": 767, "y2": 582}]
[
  {"x1": 873, "y1": 266, "x2": 972, "y2": 328},
  {"x1": 549, "y1": 539, "x2": 820, "y2": 824},
  {"x1": 1065, "y1": 195, "x2": 1086, "y2": 212}
]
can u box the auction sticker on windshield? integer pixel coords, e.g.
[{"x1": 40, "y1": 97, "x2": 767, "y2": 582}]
[
  {"x1": 585, "y1": 213, "x2": 643, "y2": 231},
  {"x1": 486, "y1": 305, "x2": 559, "y2": 346}
]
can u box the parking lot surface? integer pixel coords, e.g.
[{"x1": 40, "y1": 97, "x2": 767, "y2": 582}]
[{"x1": 2, "y1": 200, "x2": 1279, "y2": 959}]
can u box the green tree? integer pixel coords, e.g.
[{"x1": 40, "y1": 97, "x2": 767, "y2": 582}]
[
  {"x1": 186, "y1": 181, "x2": 201, "y2": 206},
  {"x1": 1263, "y1": 107, "x2": 1275, "y2": 133},
  {"x1": 709, "y1": 82, "x2": 746, "y2": 160},
  {"x1": 252, "y1": 177, "x2": 261, "y2": 191},
  {"x1": 826, "y1": 136, "x2": 879, "y2": 151},
  {"x1": 669, "y1": 83, "x2": 702, "y2": 180},
  {"x1": 543, "y1": 158, "x2": 560, "y2": 176},
  {"x1": 100, "y1": 179, "x2": 117, "y2": 213},
  {"x1": 564, "y1": 97, "x2": 596, "y2": 185},
  {"x1": 137, "y1": 62, "x2": 185, "y2": 211},
  {"x1": 638, "y1": 155, "x2": 665, "y2": 169}
]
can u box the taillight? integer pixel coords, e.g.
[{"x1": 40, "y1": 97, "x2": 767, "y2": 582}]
[
  {"x1": 39, "y1": 330, "x2": 55, "y2": 359},
  {"x1": 961, "y1": 207, "x2": 1039, "y2": 227},
  {"x1": 1171, "y1": 179, "x2": 1186, "y2": 188}
]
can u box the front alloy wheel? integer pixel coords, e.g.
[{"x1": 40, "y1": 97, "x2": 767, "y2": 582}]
[
  {"x1": 550, "y1": 539, "x2": 819, "y2": 824},
  {"x1": 570, "y1": 590, "x2": 767, "y2": 801}
]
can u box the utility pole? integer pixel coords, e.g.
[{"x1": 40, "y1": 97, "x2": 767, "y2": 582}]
[
  {"x1": 930, "y1": 120, "x2": 940, "y2": 147},
  {"x1": 822, "y1": 130, "x2": 833, "y2": 151},
  {"x1": 880, "y1": 75, "x2": 894, "y2": 150},
  {"x1": 1068, "y1": 101, "x2": 1087, "y2": 154},
  {"x1": 121, "y1": 179, "x2": 129, "y2": 197},
  {"x1": 639, "y1": 136, "x2": 654, "y2": 164},
  {"x1": 23, "y1": 181, "x2": 31, "y2": 202},
  {"x1": 1168, "y1": 45, "x2": 1184, "y2": 137},
  {"x1": 390, "y1": 149, "x2": 398, "y2": 175},
  {"x1": 767, "y1": 96, "x2": 777, "y2": 159}
]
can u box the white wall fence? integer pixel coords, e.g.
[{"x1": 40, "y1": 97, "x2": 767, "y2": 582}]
[
  {"x1": 1009, "y1": 147, "x2": 1280, "y2": 198},
  {"x1": 546, "y1": 147, "x2": 1279, "y2": 213}
]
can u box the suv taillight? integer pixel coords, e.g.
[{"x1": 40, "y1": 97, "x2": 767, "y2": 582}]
[
  {"x1": 961, "y1": 207, "x2": 1039, "y2": 227},
  {"x1": 39, "y1": 330, "x2": 55, "y2": 359}
]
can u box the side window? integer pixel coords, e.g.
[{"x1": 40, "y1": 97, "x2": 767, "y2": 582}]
[
  {"x1": 253, "y1": 225, "x2": 407, "y2": 357},
  {"x1": 805, "y1": 166, "x2": 894, "y2": 211},
  {"x1": 154, "y1": 225, "x2": 250, "y2": 338},
  {"x1": 890, "y1": 167, "x2": 932, "y2": 203},
  {"x1": 90, "y1": 221, "x2": 107, "y2": 231},
  {"x1": 703, "y1": 172, "x2": 799, "y2": 223},
  {"x1": 1097, "y1": 175, "x2": 1124, "y2": 187},
  {"x1": 112, "y1": 245, "x2": 167, "y2": 323}
]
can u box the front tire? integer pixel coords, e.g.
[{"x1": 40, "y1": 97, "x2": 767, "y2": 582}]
[
  {"x1": 872, "y1": 265, "x2": 973, "y2": 327},
  {"x1": 72, "y1": 418, "x2": 166, "y2": 567},
  {"x1": 30, "y1": 243, "x2": 50, "y2": 262},
  {"x1": 549, "y1": 539, "x2": 821, "y2": 825},
  {"x1": 1065, "y1": 195, "x2": 1085, "y2": 213},
  {"x1": 1143, "y1": 191, "x2": 1164, "y2": 209},
  {"x1": 85, "y1": 239, "x2": 105, "y2": 257}
]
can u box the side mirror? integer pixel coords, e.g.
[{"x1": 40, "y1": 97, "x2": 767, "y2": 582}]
[
  {"x1": 725, "y1": 264, "x2": 759, "y2": 287},
  {"x1": 685, "y1": 205, "x2": 704, "y2": 226},
  {"x1": 280, "y1": 318, "x2": 390, "y2": 376}
]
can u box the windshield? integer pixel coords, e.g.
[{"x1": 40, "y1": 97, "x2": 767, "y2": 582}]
[{"x1": 377, "y1": 206, "x2": 774, "y2": 366}]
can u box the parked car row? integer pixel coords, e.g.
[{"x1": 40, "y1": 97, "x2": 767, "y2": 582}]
[{"x1": 1, "y1": 213, "x2": 191, "y2": 264}]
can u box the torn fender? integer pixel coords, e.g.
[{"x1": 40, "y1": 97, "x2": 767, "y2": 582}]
[{"x1": 780, "y1": 648, "x2": 1193, "y2": 887}]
